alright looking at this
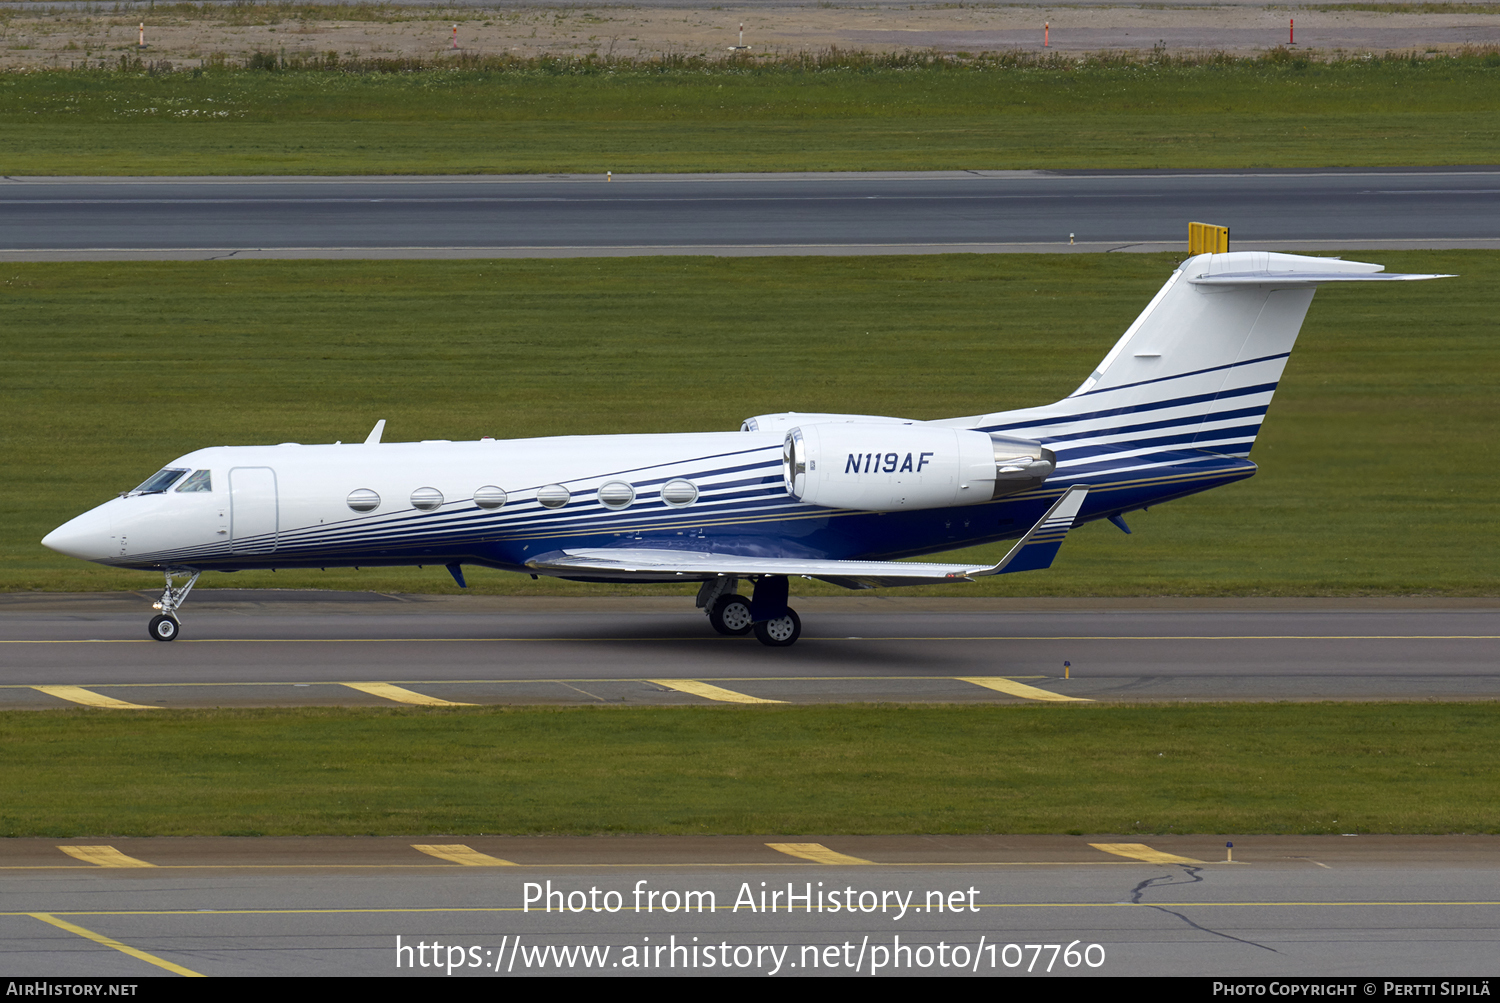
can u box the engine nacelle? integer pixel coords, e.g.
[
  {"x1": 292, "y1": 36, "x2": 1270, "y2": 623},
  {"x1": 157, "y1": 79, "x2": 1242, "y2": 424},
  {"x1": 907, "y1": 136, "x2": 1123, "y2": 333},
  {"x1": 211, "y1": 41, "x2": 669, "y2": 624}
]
[{"x1": 783, "y1": 423, "x2": 1054, "y2": 512}]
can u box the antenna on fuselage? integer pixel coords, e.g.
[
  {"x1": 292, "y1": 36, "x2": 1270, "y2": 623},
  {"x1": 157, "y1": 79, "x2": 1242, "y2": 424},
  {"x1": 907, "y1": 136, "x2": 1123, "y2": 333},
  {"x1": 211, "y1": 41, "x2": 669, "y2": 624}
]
[{"x1": 363, "y1": 419, "x2": 386, "y2": 445}]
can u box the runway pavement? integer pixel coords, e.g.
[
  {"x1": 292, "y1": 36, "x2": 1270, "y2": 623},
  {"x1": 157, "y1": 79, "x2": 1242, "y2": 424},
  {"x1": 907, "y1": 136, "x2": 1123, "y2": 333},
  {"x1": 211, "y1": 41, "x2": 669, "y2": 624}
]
[
  {"x1": 4, "y1": 835, "x2": 1498, "y2": 977},
  {"x1": 1, "y1": 593, "x2": 1496, "y2": 708},
  {"x1": 5, "y1": 596, "x2": 1497, "y2": 977},
  {"x1": 3, "y1": 169, "x2": 1498, "y2": 261}
]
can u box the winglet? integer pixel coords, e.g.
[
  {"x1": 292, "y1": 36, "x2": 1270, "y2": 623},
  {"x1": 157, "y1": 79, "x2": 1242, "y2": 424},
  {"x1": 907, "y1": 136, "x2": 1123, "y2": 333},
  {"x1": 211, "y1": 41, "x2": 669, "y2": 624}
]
[
  {"x1": 364, "y1": 419, "x2": 386, "y2": 445},
  {"x1": 979, "y1": 485, "x2": 1089, "y2": 576}
]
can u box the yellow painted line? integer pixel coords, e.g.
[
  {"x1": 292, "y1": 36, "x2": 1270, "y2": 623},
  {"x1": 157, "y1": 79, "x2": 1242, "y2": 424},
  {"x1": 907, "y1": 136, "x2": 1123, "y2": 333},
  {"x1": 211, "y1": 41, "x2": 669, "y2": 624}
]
[
  {"x1": 958, "y1": 676, "x2": 1090, "y2": 703},
  {"x1": 1, "y1": 899, "x2": 1495, "y2": 921},
  {"x1": 411, "y1": 844, "x2": 518, "y2": 867},
  {"x1": 58, "y1": 845, "x2": 157, "y2": 868},
  {"x1": 1090, "y1": 842, "x2": 1206, "y2": 864},
  {"x1": 766, "y1": 842, "x2": 875, "y2": 865},
  {"x1": 7, "y1": 634, "x2": 1492, "y2": 644},
  {"x1": 0, "y1": 862, "x2": 1156, "y2": 873},
  {"x1": 31, "y1": 685, "x2": 158, "y2": 709},
  {"x1": 340, "y1": 682, "x2": 474, "y2": 706},
  {"x1": 0, "y1": 860, "x2": 1179, "y2": 872},
  {"x1": 840, "y1": 636, "x2": 1500, "y2": 642},
  {"x1": 648, "y1": 679, "x2": 783, "y2": 704},
  {"x1": 29, "y1": 913, "x2": 203, "y2": 977}
]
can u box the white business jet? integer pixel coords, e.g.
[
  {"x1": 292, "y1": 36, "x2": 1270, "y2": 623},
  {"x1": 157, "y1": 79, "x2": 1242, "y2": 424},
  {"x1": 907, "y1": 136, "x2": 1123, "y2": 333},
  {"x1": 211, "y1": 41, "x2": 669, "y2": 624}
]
[{"x1": 43, "y1": 250, "x2": 1447, "y2": 645}]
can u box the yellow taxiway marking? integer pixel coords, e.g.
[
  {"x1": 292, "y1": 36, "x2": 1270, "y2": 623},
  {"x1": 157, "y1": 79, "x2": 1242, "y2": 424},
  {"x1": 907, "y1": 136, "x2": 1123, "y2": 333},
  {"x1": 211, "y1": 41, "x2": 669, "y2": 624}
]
[
  {"x1": 958, "y1": 676, "x2": 1090, "y2": 703},
  {"x1": 1090, "y1": 843, "x2": 1206, "y2": 864},
  {"x1": 649, "y1": 679, "x2": 783, "y2": 704},
  {"x1": 0, "y1": 674, "x2": 1052, "y2": 690},
  {"x1": 0, "y1": 860, "x2": 1195, "y2": 872},
  {"x1": 411, "y1": 844, "x2": 518, "y2": 867},
  {"x1": 58, "y1": 846, "x2": 156, "y2": 868},
  {"x1": 32, "y1": 685, "x2": 157, "y2": 709},
  {"x1": 29, "y1": 913, "x2": 203, "y2": 977},
  {"x1": 341, "y1": 682, "x2": 474, "y2": 706},
  {"x1": 766, "y1": 843, "x2": 875, "y2": 865}
]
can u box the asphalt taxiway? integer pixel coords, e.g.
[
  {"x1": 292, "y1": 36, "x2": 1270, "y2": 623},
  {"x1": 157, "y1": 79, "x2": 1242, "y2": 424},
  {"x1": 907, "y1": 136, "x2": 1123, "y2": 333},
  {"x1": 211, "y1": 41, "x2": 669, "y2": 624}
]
[
  {"x1": 1, "y1": 593, "x2": 1496, "y2": 708},
  {"x1": 4, "y1": 835, "x2": 1497, "y2": 977},
  {"x1": 4, "y1": 595, "x2": 1497, "y2": 977},
  {"x1": 3, "y1": 169, "x2": 1498, "y2": 260}
]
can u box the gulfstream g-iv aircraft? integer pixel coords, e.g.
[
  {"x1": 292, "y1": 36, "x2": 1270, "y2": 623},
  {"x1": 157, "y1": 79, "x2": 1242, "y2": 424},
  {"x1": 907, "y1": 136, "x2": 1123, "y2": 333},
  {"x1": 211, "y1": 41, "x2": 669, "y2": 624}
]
[{"x1": 43, "y1": 250, "x2": 1448, "y2": 646}]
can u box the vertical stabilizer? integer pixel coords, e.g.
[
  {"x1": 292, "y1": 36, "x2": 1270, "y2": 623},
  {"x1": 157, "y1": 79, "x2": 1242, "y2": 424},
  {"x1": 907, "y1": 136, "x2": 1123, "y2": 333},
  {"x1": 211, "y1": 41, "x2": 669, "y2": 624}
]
[
  {"x1": 1058, "y1": 252, "x2": 1320, "y2": 458},
  {"x1": 948, "y1": 252, "x2": 1447, "y2": 476}
]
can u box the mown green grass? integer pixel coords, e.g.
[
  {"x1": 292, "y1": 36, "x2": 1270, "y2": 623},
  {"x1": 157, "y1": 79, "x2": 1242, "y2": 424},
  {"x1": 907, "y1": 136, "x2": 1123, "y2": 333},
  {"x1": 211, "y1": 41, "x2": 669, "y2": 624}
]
[
  {"x1": 3, "y1": 51, "x2": 1499, "y2": 173},
  {"x1": 141, "y1": 2, "x2": 467, "y2": 24},
  {"x1": 2, "y1": 704, "x2": 1495, "y2": 836},
  {"x1": 3, "y1": 251, "x2": 1494, "y2": 597}
]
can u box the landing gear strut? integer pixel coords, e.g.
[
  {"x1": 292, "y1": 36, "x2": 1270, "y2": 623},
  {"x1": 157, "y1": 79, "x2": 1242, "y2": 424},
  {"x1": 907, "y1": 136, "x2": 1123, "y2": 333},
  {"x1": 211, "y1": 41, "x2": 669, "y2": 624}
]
[
  {"x1": 749, "y1": 575, "x2": 801, "y2": 647},
  {"x1": 148, "y1": 568, "x2": 200, "y2": 641}
]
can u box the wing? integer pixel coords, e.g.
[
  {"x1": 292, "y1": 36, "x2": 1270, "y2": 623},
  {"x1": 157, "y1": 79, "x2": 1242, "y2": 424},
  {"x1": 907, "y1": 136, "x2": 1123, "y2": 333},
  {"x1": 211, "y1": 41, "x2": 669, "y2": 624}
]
[{"x1": 526, "y1": 486, "x2": 1090, "y2": 589}]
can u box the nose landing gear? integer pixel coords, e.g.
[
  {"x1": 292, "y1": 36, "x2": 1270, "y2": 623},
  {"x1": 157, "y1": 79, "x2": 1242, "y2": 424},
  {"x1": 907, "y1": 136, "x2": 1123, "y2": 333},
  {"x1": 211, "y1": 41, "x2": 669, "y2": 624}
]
[
  {"x1": 148, "y1": 614, "x2": 180, "y2": 641},
  {"x1": 148, "y1": 568, "x2": 200, "y2": 641}
]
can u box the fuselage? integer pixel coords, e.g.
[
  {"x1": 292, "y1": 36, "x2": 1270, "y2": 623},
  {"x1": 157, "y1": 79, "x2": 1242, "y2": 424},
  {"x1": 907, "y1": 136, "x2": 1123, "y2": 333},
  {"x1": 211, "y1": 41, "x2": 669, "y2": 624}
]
[{"x1": 42, "y1": 425, "x2": 1254, "y2": 581}]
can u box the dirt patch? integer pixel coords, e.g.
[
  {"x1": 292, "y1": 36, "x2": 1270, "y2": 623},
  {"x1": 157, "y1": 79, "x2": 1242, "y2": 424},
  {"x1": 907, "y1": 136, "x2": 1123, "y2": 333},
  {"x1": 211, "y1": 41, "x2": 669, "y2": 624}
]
[{"x1": 1, "y1": 3, "x2": 1498, "y2": 69}]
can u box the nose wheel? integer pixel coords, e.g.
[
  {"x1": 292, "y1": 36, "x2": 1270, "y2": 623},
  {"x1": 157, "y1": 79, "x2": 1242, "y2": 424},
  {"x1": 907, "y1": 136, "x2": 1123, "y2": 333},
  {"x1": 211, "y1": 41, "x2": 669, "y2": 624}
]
[
  {"x1": 148, "y1": 568, "x2": 199, "y2": 641},
  {"x1": 148, "y1": 614, "x2": 180, "y2": 642}
]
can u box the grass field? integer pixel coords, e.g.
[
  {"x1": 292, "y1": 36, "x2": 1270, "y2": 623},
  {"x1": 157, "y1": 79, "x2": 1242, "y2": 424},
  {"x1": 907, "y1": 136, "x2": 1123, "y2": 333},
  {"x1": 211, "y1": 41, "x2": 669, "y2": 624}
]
[
  {"x1": 4, "y1": 251, "x2": 1495, "y2": 597},
  {"x1": 2, "y1": 50, "x2": 1498, "y2": 174},
  {"x1": 2, "y1": 703, "x2": 1495, "y2": 837}
]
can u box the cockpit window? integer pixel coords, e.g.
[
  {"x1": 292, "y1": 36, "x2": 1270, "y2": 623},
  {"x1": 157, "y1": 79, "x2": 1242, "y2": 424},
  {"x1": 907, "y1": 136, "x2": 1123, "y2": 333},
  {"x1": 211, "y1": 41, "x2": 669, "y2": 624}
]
[
  {"x1": 175, "y1": 469, "x2": 212, "y2": 493},
  {"x1": 131, "y1": 468, "x2": 189, "y2": 495}
]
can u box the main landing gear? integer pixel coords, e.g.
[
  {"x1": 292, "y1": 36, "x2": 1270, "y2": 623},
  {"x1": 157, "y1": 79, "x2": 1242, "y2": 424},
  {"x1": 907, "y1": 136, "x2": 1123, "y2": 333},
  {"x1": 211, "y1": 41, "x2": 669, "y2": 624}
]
[
  {"x1": 752, "y1": 608, "x2": 802, "y2": 648},
  {"x1": 696, "y1": 576, "x2": 802, "y2": 647},
  {"x1": 708, "y1": 593, "x2": 754, "y2": 636},
  {"x1": 148, "y1": 568, "x2": 200, "y2": 642}
]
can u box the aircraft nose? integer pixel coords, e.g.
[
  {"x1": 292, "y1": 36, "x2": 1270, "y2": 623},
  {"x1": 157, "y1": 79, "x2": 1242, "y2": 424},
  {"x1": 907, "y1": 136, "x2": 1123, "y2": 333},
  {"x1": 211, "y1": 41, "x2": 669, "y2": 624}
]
[{"x1": 42, "y1": 506, "x2": 116, "y2": 562}]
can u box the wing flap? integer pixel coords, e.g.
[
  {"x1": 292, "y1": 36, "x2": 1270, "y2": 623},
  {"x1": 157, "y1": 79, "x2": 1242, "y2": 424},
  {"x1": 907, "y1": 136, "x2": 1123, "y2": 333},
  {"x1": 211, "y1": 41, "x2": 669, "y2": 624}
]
[
  {"x1": 526, "y1": 548, "x2": 991, "y2": 586},
  {"x1": 525, "y1": 486, "x2": 1090, "y2": 588}
]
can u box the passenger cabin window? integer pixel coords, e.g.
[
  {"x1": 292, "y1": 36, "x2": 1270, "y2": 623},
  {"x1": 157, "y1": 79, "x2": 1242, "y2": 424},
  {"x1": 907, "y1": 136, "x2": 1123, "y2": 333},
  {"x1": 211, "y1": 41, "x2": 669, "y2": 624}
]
[
  {"x1": 175, "y1": 470, "x2": 213, "y2": 493},
  {"x1": 131, "y1": 468, "x2": 189, "y2": 495}
]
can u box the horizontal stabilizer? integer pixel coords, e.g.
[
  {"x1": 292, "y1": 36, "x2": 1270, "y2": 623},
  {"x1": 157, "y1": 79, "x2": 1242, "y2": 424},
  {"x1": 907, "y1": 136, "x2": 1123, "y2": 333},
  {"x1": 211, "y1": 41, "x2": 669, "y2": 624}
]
[
  {"x1": 1189, "y1": 271, "x2": 1453, "y2": 286},
  {"x1": 526, "y1": 486, "x2": 1089, "y2": 588},
  {"x1": 1185, "y1": 251, "x2": 1452, "y2": 287}
]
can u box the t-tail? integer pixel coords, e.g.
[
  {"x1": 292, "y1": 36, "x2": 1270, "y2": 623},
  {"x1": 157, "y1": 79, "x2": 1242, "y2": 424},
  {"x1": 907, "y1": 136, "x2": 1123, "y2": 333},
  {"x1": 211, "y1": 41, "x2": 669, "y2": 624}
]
[{"x1": 944, "y1": 251, "x2": 1450, "y2": 487}]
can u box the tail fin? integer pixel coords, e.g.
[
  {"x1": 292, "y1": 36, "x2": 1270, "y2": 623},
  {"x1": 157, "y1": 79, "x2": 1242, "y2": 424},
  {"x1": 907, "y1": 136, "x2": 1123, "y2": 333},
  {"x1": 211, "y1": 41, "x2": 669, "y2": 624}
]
[{"x1": 957, "y1": 252, "x2": 1449, "y2": 473}]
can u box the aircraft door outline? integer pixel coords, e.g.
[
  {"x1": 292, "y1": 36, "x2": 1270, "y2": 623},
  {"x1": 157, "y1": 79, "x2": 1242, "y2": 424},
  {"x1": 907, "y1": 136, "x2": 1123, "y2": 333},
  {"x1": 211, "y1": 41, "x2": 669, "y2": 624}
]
[{"x1": 229, "y1": 467, "x2": 278, "y2": 554}]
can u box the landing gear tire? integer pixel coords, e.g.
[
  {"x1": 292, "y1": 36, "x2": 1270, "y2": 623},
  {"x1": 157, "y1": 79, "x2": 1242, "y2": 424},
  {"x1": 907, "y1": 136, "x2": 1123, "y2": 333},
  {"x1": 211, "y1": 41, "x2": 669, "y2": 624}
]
[
  {"x1": 709, "y1": 594, "x2": 755, "y2": 636},
  {"x1": 148, "y1": 615, "x2": 180, "y2": 642},
  {"x1": 753, "y1": 608, "x2": 801, "y2": 647}
]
